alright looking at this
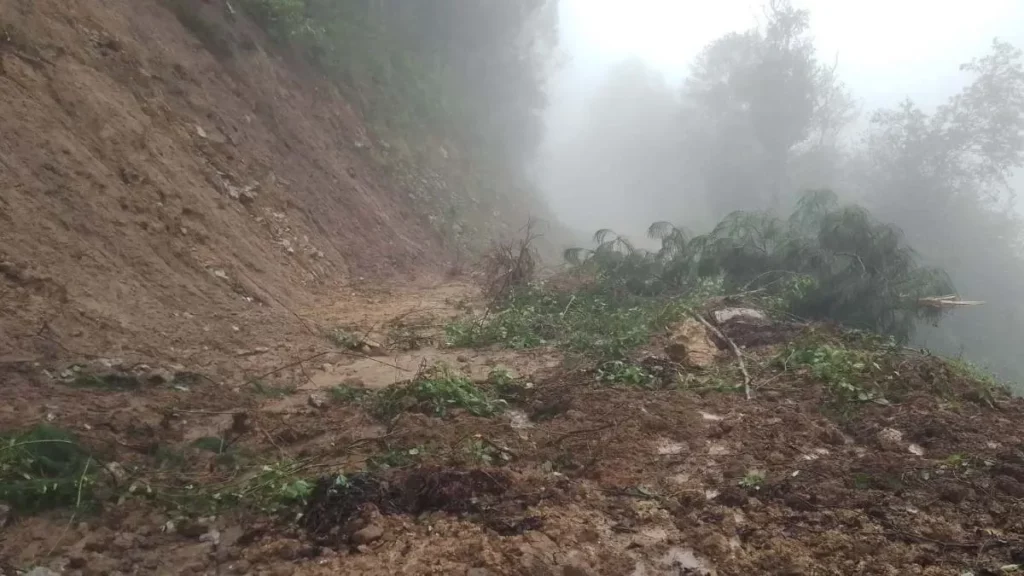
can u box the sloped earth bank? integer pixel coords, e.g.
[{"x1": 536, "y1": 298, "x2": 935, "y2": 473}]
[
  {"x1": 0, "y1": 0, "x2": 448, "y2": 367},
  {"x1": 2, "y1": 281, "x2": 1024, "y2": 576}
]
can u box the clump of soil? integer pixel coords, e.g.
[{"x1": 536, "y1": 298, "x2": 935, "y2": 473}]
[{"x1": 302, "y1": 467, "x2": 545, "y2": 546}]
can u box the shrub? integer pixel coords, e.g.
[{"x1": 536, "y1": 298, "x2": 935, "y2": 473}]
[
  {"x1": 0, "y1": 425, "x2": 96, "y2": 512},
  {"x1": 374, "y1": 364, "x2": 505, "y2": 419},
  {"x1": 566, "y1": 190, "x2": 954, "y2": 342}
]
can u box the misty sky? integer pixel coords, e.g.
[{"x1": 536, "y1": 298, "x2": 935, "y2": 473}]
[{"x1": 540, "y1": 0, "x2": 1024, "y2": 233}]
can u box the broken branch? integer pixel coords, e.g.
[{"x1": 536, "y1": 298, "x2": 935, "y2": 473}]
[{"x1": 693, "y1": 313, "x2": 752, "y2": 400}]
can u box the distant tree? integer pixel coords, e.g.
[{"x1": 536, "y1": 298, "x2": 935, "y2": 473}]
[
  {"x1": 855, "y1": 39, "x2": 1024, "y2": 379},
  {"x1": 681, "y1": 0, "x2": 855, "y2": 216}
]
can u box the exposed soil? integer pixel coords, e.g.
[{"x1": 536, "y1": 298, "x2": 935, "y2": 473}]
[
  {"x1": 0, "y1": 0, "x2": 448, "y2": 371},
  {"x1": 2, "y1": 281, "x2": 1023, "y2": 575},
  {"x1": 2, "y1": 2, "x2": 1024, "y2": 575}
]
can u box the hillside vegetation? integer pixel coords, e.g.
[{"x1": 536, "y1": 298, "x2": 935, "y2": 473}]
[
  {"x1": 543, "y1": 0, "x2": 1024, "y2": 383},
  {"x1": 231, "y1": 0, "x2": 558, "y2": 249}
]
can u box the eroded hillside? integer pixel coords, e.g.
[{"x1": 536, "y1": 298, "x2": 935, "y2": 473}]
[{"x1": 0, "y1": 0, "x2": 448, "y2": 363}]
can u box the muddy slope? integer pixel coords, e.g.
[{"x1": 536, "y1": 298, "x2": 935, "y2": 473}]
[
  {"x1": 2, "y1": 281, "x2": 1023, "y2": 575},
  {"x1": 0, "y1": 0, "x2": 445, "y2": 361}
]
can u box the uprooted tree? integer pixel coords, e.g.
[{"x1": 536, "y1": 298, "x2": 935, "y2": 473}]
[{"x1": 565, "y1": 190, "x2": 974, "y2": 342}]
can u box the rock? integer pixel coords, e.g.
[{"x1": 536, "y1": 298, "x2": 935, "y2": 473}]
[
  {"x1": 146, "y1": 368, "x2": 175, "y2": 384},
  {"x1": 0, "y1": 503, "x2": 10, "y2": 527},
  {"x1": 713, "y1": 307, "x2": 768, "y2": 325},
  {"x1": 25, "y1": 568, "x2": 60, "y2": 576},
  {"x1": 877, "y1": 428, "x2": 904, "y2": 451},
  {"x1": 350, "y1": 523, "x2": 384, "y2": 545},
  {"x1": 111, "y1": 532, "x2": 136, "y2": 551},
  {"x1": 103, "y1": 462, "x2": 128, "y2": 483},
  {"x1": 360, "y1": 338, "x2": 387, "y2": 356},
  {"x1": 219, "y1": 525, "x2": 244, "y2": 548},
  {"x1": 564, "y1": 409, "x2": 586, "y2": 420},
  {"x1": 467, "y1": 569, "x2": 494, "y2": 576},
  {"x1": 939, "y1": 484, "x2": 972, "y2": 504},
  {"x1": 700, "y1": 533, "x2": 732, "y2": 556},
  {"x1": 650, "y1": 547, "x2": 713, "y2": 575},
  {"x1": 200, "y1": 528, "x2": 221, "y2": 545},
  {"x1": 820, "y1": 424, "x2": 847, "y2": 446},
  {"x1": 665, "y1": 319, "x2": 719, "y2": 368},
  {"x1": 307, "y1": 393, "x2": 327, "y2": 410}
]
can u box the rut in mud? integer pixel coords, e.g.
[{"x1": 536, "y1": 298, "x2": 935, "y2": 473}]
[{"x1": 2, "y1": 280, "x2": 1024, "y2": 576}]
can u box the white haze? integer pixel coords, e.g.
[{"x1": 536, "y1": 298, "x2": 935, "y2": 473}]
[{"x1": 539, "y1": 0, "x2": 1024, "y2": 239}]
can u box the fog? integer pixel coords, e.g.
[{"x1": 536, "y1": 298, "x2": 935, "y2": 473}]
[
  {"x1": 540, "y1": 0, "x2": 1024, "y2": 238},
  {"x1": 535, "y1": 0, "x2": 1024, "y2": 381}
]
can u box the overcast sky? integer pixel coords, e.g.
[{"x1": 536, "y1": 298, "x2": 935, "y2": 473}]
[{"x1": 544, "y1": 0, "x2": 1024, "y2": 142}]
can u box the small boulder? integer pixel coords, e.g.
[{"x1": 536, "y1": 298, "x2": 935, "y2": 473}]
[
  {"x1": 713, "y1": 307, "x2": 768, "y2": 325},
  {"x1": 307, "y1": 393, "x2": 327, "y2": 410},
  {"x1": 877, "y1": 428, "x2": 904, "y2": 452},
  {"x1": 665, "y1": 319, "x2": 719, "y2": 368},
  {"x1": 350, "y1": 523, "x2": 384, "y2": 545}
]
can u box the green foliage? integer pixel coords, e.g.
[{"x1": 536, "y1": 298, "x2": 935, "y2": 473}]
[
  {"x1": 0, "y1": 426, "x2": 96, "y2": 512},
  {"x1": 944, "y1": 358, "x2": 1007, "y2": 405},
  {"x1": 777, "y1": 332, "x2": 901, "y2": 408},
  {"x1": 782, "y1": 343, "x2": 887, "y2": 404},
  {"x1": 213, "y1": 460, "x2": 317, "y2": 511},
  {"x1": 373, "y1": 364, "x2": 505, "y2": 420},
  {"x1": 739, "y1": 470, "x2": 765, "y2": 490},
  {"x1": 595, "y1": 361, "x2": 656, "y2": 388},
  {"x1": 486, "y1": 366, "x2": 533, "y2": 401},
  {"x1": 237, "y1": 0, "x2": 309, "y2": 43},
  {"x1": 329, "y1": 384, "x2": 371, "y2": 403},
  {"x1": 462, "y1": 438, "x2": 510, "y2": 466},
  {"x1": 445, "y1": 286, "x2": 695, "y2": 359},
  {"x1": 567, "y1": 190, "x2": 953, "y2": 343},
  {"x1": 367, "y1": 446, "x2": 424, "y2": 470},
  {"x1": 192, "y1": 436, "x2": 229, "y2": 454},
  {"x1": 232, "y1": 0, "x2": 557, "y2": 250}
]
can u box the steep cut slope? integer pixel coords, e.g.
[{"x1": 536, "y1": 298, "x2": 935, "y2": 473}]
[{"x1": 0, "y1": 0, "x2": 445, "y2": 360}]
